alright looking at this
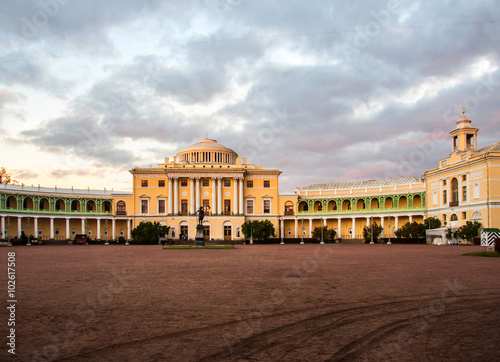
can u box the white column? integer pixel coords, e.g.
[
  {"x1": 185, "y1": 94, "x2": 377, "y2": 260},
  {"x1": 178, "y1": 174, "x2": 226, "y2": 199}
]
[
  {"x1": 338, "y1": 218, "x2": 341, "y2": 238},
  {"x1": 17, "y1": 217, "x2": 22, "y2": 237},
  {"x1": 50, "y1": 217, "x2": 55, "y2": 239},
  {"x1": 233, "y1": 178, "x2": 238, "y2": 215},
  {"x1": 190, "y1": 177, "x2": 195, "y2": 214},
  {"x1": 309, "y1": 219, "x2": 312, "y2": 238},
  {"x1": 1, "y1": 216, "x2": 5, "y2": 239},
  {"x1": 294, "y1": 218, "x2": 298, "y2": 237},
  {"x1": 239, "y1": 179, "x2": 244, "y2": 215},
  {"x1": 127, "y1": 219, "x2": 131, "y2": 240},
  {"x1": 66, "y1": 218, "x2": 70, "y2": 239},
  {"x1": 409, "y1": 215, "x2": 413, "y2": 223},
  {"x1": 395, "y1": 216, "x2": 399, "y2": 230},
  {"x1": 280, "y1": 218, "x2": 284, "y2": 238},
  {"x1": 81, "y1": 218, "x2": 85, "y2": 234},
  {"x1": 323, "y1": 218, "x2": 327, "y2": 227},
  {"x1": 112, "y1": 218, "x2": 116, "y2": 240},
  {"x1": 174, "y1": 178, "x2": 179, "y2": 215},
  {"x1": 380, "y1": 217, "x2": 384, "y2": 236},
  {"x1": 217, "y1": 178, "x2": 222, "y2": 215},
  {"x1": 196, "y1": 178, "x2": 201, "y2": 211},
  {"x1": 97, "y1": 218, "x2": 101, "y2": 239},
  {"x1": 212, "y1": 178, "x2": 217, "y2": 215},
  {"x1": 352, "y1": 218, "x2": 356, "y2": 239},
  {"x1": 168, "y1": 177, "x2": 173, "y2": 215},
  {"x1": 34, "y1": 217, "x2": 38, "y2": 238}
]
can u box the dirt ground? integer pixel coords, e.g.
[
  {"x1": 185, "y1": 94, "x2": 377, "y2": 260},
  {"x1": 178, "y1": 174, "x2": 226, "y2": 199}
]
[{"x1": 1, "y1": 243, "x2": 499, "y2": 361}]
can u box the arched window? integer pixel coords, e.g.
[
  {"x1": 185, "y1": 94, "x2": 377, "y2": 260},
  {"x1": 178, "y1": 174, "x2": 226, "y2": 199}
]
[
  {"x1": 103, "y1": 201, "x2": 112, "y2": 213},
  {"x1": 451, "y1": 178, "x2": 459, "y2": 204},
  {"x1": 299, "y1": 202, "x2": 308, "y2": 212},
  {"x1": 87, "y1": 200, "x2": 96, "y2": 212},
  {"x1": 450, "y1": 214, "x2": 458, "y2": 221},
  {"x1": 314, "y1": 201, "x2": 322, "y2": 212},
  {"x1": 117, "y1": 201, "x2": 126, "y2": 215},
  {"x1": 284, "y1": 201, "x2": 294, "y2": 215},
  {"x1": 71, "y1": 200, "x2": 80, "y2": 212}
]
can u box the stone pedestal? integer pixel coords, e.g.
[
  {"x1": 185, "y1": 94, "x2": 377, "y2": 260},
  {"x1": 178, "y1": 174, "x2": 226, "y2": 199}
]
[{"x1": 195, "y1": 225, "x2": 205, "y2": 247}]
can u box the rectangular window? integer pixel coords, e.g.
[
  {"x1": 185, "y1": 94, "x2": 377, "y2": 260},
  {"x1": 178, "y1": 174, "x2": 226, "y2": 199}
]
[
  {"x1": 158, "y1": 200, "x2": 165, "y2": 214},
  {"x1": 203, "y1": 199, "x2": 210, "y2": 213},
  {"x1": 180, "y1": 225, "x2": 188, "y2": 240},
  {"x1": 462, "y1": 186, "x2": 467, "y2": 202},
  {"x1": 462, "y1": 175, "x2": 467, "y2": 182},
  {"x1": 224, "y1": 179, "x2": 231, "y2": 187},
  {"x1": 264, "y1": 180, "x2": 270, "y2": 188},
  {"x1": 443, "y1": 190, "x2": 447, "y2": 204},
  {"x1": 462, "y1": 211, "x2": 467, "y2": 220},
  {"x1": 141, "y1": 200, "x2": 148, "y2": 214},
  {"x1": 141, "y1": 180, "x2": 148, "y2": 187},
  {"x1": 443, "y1": 214, "x2": 447, "y2": 222},
  {"x1": 443, "y1": 179, "x2": 447, "y2": 186},
  {"x1": 224, "y1": 199, "x2": 231, "y2": 215},
  {"x1": 181, "y1": 199, "x2": 188, "y2": 214},
  {"x1": 247, "y1": 180, "x2": 253, "y2": 188},
  {"x1": 181, "y1": 179, "x2": 188, "y2": 187},
  {"x1": 158, "y1": 180, "x2": 165, "y2": 187},
  {"x1": 263, "y1": 199, "x2": 271, "y2": 214},
  {"x1": 246, "y1": 199, "x2": 254, "y2": 214},
  {"x1": 202, "y1": 179, "x2": 209, "y2": 187}
]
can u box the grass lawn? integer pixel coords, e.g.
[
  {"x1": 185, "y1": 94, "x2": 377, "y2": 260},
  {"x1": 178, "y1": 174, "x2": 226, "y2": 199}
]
[{"x1": 463, "y1": 251, "x2": 500, "y2": 257}]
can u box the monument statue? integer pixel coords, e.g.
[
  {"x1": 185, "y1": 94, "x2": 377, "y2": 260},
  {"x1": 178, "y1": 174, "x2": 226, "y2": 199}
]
[
  {"x1": 195, "y1": 206, "x2": 209, "y2": 225},
  {"x1": 195, "y1": 206, "x2": 209, "y2": 246}
]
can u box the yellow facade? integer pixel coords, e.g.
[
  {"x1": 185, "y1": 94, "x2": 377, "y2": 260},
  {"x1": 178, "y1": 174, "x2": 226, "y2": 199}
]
[
  {"x1": 1, "y1": 113, "x2": 498, "y2": 243},
  {"x1": 424, "y1": 113, "x2": 500, "y2": 229}
]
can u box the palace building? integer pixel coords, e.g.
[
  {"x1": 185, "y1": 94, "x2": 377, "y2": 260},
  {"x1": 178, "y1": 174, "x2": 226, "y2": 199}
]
[{"x1": 0, "y1": 113, "x2": 498, "y2": 242}]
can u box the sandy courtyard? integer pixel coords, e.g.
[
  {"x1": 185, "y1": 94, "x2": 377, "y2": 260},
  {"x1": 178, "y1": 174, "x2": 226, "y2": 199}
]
[{"x1": 1, "y1": 243, "x2": 499, "y2": 361}]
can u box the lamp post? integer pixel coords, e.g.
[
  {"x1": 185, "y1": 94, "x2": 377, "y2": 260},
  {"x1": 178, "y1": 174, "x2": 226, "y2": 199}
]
[
  {"x1": 320, "y1": 218, "x2": 324, "y2": 244},
  {"x1": 26, "y1": 217, "x2": 31, "y2": 246},
  {"x1": 300, "y1": 219, "x2": 304, "y2": 244},
  {"x1": 387, "y1": 216, "x2": 392, "y2": 244},
  {"x1": 280, "y1": 218, "x2": 285, "y2": 244},
  {"x1": 370, "y1": 216, "x2": 374, "y2": 244},
  {"x1": 250, "y1": 226, "x2": 253, "y2": 244},
  {"x1": 105, "y1": 218, "x2": 109, "y2": 245}
]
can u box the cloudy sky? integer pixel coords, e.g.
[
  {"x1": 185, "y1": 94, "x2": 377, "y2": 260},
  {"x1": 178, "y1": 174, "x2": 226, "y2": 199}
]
[{"x1": 1, "y1": 0, "x2": 499, "y2": 192}]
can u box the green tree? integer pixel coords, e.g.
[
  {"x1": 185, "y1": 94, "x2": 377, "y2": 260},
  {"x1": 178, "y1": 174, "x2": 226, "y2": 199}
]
[
  {"x1": 424, "y1": 217, "x2": 442, "y2": 229},
  {"x1": 312, "y1": 226, "x2": 336, "y2": 242},
  {"x1": 131, "y1": 221, "x2": 170, "y2": 244},
  {"x1": 456, "y1": 221, "x2": 482, "y2": 243},
  {"x1": 395, "y1": 221, "x2": 426, "y2": 239},
  {"x1": 362, "y1": 223, "x2": 383, "y2": 243},
  {"x1": 0, "y1": 167, "x2": 19, "y2": 185},
  {"x1": 241, "y1": 220, "x2": 276, "y2": 241}
]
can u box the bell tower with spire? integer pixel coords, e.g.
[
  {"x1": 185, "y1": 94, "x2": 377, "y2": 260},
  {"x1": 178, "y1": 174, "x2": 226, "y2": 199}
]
[{"x1": 449, "y1": 108, "x2": 478, "y2": 153}]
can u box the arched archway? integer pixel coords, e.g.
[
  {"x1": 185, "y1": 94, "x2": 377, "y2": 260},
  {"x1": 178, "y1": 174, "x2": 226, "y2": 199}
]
[
  {"x1": 103, "y1": 201, "x2": 112, "y2": 213},
  {"x1": 23, "y1": 197, "x2": 34, "y2": 210},
  {"x1": 314, "y1": 201, "x2": 323, "y2": 212},
  {"x1": 356, "y1": 199, "x2": 365, "y2": 210},
  {"x1": 342, "y1": 200, "x2": 351, "y2": 211},
  {"x1": 87, "y1": 200, "x2": 96, "y2": 212},
  {"x1": 71, "y1": 200, "x2": 81, "y2": 212},
  {"x1": 413, "y1": 195, "x2": 422, "y2": 207},
  {"x1": 299, "y1": 201, "x2": 308, "y2": 212},
  {"x1": 55, "y1": 199, "x2": 65, "y2": 212},
  {"x1": 39, "y1": 198, "x2": 49, "y2": 211},
  {"x1": 371, "y1": 198, "x2": 379, "y2": 210},
  {"x1": 284, "y1": 201, "x2": 294, "y2": 215},
  {"x1": 384, "y1": 197, "x2": 393, "y2": 209},
  {"x1": 328, "y1": 200, "x2": 337, "y2": 211},
  {"x1": 399, "y1": 196, "x2": 407, "y2": 208},
  {"x1": 6, "y1": 196, "x2": 17, "y2": 210}
]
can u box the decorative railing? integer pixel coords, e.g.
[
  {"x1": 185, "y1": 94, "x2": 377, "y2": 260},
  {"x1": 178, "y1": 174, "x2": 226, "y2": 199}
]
[
  {"x1": 0, "y1": 207, "x2": 113, "y2": 216},
  {"x1": 297, "y1": 206, "x2": 425, "y2": 216}
]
